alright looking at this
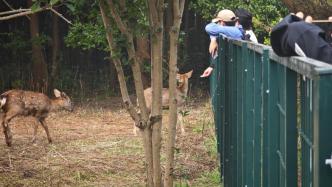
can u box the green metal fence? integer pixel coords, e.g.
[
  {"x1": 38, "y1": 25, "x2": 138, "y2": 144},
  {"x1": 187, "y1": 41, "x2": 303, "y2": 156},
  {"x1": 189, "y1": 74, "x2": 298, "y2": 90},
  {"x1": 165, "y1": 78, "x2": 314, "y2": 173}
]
[{"x1": 210, "y1": 36, "x2": 332, "y2": 187}]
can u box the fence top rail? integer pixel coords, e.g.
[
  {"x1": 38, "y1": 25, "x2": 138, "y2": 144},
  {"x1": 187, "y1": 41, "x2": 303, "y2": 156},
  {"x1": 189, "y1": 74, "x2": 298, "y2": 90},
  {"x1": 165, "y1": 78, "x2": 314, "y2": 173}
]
[{"x1": 221, "y1": 36, "x2": 332, "y2": 78}]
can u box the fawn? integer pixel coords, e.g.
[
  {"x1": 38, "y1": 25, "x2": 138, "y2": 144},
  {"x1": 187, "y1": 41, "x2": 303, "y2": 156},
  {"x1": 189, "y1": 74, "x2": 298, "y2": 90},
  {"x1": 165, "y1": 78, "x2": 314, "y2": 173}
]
[
  {"x1": 0, "y1": 89, "x2": 73, "y2": 146},
  {"x1": 134, "y1": 70, "x2": 193, "y2": 135}
]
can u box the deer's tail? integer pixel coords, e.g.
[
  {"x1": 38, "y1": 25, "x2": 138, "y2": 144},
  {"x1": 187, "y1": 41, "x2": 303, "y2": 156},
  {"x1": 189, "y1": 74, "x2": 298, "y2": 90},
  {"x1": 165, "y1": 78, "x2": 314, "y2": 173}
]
[{"x1": 0, "y1": 95, "x2": 7, "y2": 108}]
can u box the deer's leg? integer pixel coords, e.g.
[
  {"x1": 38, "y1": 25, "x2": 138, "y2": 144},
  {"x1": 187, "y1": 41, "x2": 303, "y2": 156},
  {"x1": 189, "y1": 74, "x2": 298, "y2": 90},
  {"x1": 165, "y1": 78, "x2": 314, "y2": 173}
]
[
  {"x1": 32, "y1": 123, "x2": 39, "y2": 143},
  {"x1": 39, "y1": 118, "x2": 52, "y2": 143},
  {"x1": 178, "y1": 111, "x2": 185, "y2": 135},
  {"x1": 133, "y1": 122, "x2": 138, "y2": 136},
  {"x1": 1, "y1": 118, "x2": 10, "y2": 146},
  {"x1": 2, "y1": 113, "x2": 16, "y2": 147}
]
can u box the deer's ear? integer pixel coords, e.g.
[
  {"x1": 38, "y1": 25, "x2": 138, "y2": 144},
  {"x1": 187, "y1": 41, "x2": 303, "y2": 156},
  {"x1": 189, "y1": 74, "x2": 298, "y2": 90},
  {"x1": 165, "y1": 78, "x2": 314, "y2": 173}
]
[
  {"x1": 54, "y1": 89, "x2": 61, "y2": 98},
  {"x1": 186, "y1": 70, "x2": 193, "y2": 78}
]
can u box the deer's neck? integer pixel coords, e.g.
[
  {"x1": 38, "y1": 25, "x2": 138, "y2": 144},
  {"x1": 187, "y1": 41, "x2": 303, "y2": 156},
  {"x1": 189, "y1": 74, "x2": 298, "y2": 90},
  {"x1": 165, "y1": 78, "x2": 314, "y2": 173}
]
[{"x1": 50, "y1": 99, "x2": 62, "y2": 111}]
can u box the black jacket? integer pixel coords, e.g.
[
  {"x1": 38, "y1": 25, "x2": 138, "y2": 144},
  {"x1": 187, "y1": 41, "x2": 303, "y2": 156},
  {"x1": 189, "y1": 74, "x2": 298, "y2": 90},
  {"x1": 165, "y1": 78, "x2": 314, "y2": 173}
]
[{"x1": 270, "y1": 14, "x2": 332, "y2": 64}]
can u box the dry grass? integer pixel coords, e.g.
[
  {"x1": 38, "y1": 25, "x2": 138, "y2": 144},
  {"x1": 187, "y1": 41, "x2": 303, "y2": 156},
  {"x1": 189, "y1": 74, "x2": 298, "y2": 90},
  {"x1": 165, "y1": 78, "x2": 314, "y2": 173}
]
[{"x1": 0, "y1": 96, "x2": 219, "y2": 186}]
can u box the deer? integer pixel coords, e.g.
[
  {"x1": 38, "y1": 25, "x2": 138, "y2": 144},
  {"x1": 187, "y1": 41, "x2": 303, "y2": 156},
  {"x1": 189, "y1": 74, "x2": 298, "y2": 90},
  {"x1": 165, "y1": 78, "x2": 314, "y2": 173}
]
[
  {"x1": 0, "y1": 89, "x2": 73, "y2": 146},
  {"x1": 134, "y1": 70, "x2": 193, "y2": 135}
]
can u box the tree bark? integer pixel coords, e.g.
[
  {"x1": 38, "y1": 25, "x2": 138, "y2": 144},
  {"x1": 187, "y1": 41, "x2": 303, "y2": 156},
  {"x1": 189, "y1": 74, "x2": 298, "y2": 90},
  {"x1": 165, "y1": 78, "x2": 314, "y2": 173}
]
[
  {"x1": 28, "y1": 0, "x2": 48, "y2": 92},
  {"x1": 147, "y1": 0, "x2": 164, "y2": 186},
  {"x1": 164, "y1": 1, "x2": 185, "y2": 187},
  {"x1": 282, "y1": 0, "x2": 332, "y2": 19},
  {"x1": 50, "y1": 7, "x2": 60, "y2": 92}
]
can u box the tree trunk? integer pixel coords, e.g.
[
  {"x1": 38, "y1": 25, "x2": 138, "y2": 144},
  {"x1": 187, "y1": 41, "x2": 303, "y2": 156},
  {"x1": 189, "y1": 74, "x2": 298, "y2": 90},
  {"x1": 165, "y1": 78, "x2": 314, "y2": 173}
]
[
  {"x1": 50, "y1": 7, "x2": 60, "y2": 92},
  {"x1": 136, "y1": 36, "x2": 151, "y2": 88},
  {"x1": 148, "y1": 1, "x2": 164, "y2": 186},
  {"x1": 28, "y1": 0, "x2": 48, "y2": 92},
  {"x1": 282, "y1": 0, "x2": 332, "y2": 19},
  {"x1": 164, "y1": 1, "x2": 185, "y2": 187}
]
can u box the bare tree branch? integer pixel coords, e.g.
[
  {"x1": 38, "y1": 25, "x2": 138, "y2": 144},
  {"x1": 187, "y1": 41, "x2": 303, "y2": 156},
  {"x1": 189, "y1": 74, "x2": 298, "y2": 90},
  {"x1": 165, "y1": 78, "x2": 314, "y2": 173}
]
[
  {"x1": 148, "y1": 0, "x2": 158, "y2": 25},
  {"x1": 107, "y1": 0, "x2": 128, "y2": 35},
  {"x1": 49, "y1": 7, "x2": 72, "y2": 25},
  {"x1": 0, "y1": 9, "x2": 30, "y2": 16},
  {"x1": 0, "y1": 3, "x2": 72, "y2": 25},
  {"x1": 2, "y1": 0, "x2": 30, "y2": 20},
  {"x1": 0, "y1": 7, "x2": 47, "y2": 21}
]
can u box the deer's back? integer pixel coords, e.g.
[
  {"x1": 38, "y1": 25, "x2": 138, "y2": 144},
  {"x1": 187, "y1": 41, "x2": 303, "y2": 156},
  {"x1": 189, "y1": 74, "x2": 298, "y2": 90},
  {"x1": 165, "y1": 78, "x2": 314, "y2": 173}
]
[
  {"x1": 1, "y1": 90, "x2": 51, "y2": 116},
  {"x1": 143, "y1": 87, "x2": 186, "y2": 110}
]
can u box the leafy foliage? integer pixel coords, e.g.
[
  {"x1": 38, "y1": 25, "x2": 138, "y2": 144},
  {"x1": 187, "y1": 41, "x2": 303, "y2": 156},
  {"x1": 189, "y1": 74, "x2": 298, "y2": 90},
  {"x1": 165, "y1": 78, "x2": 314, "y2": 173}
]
[{"x1": 65, "y1": 22, "x2": 107, "y2": 51}]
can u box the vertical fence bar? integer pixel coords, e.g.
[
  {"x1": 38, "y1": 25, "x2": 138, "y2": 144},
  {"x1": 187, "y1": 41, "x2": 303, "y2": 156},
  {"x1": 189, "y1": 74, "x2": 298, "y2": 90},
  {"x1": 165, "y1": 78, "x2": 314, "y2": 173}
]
[
  {"x1": 223, "y1": 38, "x2": 231, "y2": 187},
  {"x1": 269, "y1": 61, "x2": 280, "y2": 187},
  {"x1": 210, "y1": 53, "x2": 222, "y2": 167},
  {"x1": 262, "y1": 48, "x2": 270, "y2": 187},
  {"x1": 243, "y1": 43, "x2": 254, "y2": 187},
  {"x1": 313, "y1": 74, "x2": 332, "y2": 187},
  {"x1": 230, "y1": 42, "x2": 239, "y2": 187},
  {"x1": 253, "y1": 50, "x2": 263, "y2": 187},
  {"x1": 300, "y1": 78, "x2": 313, "y2": 187},
  {"x1": 223, "y1": 38, "x2": 233, "y2": 187},
  {"x1": 277, "y1": 64, "x2": 286, "y2": 186},
  {"x1": 219, "y1": 36, "x2": 227, "y2": 186},
  {"x1": 236, "y1": 42, "x2": 244, "y2": 187},
  {"x1": 285, "y1": 68, "x2": 297, "y2": 187}
]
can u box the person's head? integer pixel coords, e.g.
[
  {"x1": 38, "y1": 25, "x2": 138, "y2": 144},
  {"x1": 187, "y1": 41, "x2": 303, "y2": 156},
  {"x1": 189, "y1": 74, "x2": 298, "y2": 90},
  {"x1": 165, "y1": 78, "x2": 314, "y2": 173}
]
[
  {"x1": 212, "y1": 9, "x2": 238, "y2": 26},
  {"x1": 235, "y1": 8, "x2": 253, "y2": 30}
]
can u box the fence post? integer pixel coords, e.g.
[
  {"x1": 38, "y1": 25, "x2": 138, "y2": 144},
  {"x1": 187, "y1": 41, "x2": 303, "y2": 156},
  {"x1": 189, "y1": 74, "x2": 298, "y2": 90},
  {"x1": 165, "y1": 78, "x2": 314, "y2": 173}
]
[{"x1": 210, "y1": 37, "x2": 223, "y2": 181}]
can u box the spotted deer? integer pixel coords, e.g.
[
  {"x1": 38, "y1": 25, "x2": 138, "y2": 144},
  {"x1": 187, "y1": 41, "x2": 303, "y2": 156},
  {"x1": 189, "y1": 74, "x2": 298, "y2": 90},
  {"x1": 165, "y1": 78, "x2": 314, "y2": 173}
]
[
  {"x1": 134, "y1": 70, "x2": 193, "y2": 135},
  {"x1": 0, "y1": 89, "x2": 73, "y2": 146}
]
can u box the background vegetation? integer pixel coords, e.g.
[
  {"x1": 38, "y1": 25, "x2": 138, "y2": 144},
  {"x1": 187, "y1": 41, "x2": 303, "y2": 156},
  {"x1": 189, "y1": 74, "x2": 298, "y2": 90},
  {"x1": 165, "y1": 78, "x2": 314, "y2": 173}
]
[{"x1": 0, "y1": 0, "x2": 288, "y2": 100}]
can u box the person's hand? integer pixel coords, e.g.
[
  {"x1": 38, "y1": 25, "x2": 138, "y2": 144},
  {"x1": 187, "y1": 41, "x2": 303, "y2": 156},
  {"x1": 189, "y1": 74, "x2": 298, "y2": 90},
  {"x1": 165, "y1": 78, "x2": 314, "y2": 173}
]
[
  {"x1": 305, "y1": 16, "x2": 313, "y2": 23},
  {"x1": 209, "y1": 38, "x2": 218, "y2": 57},
  {"x1": 200, "y1": 67, "x2": 214, "y2": 77},
  {"x1": 295, "y1": 12, "x2": 304, "y2": 19}
]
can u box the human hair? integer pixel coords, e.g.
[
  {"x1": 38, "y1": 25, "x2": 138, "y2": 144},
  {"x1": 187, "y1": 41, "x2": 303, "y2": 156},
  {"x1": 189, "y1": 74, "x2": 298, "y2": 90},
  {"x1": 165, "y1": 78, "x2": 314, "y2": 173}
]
[
  {"x1": 235, "y1": 8, "x2": 253, "y2": 30},
  {"x1": 224, "y1": 21, "x2": 236, "y2": 26}
]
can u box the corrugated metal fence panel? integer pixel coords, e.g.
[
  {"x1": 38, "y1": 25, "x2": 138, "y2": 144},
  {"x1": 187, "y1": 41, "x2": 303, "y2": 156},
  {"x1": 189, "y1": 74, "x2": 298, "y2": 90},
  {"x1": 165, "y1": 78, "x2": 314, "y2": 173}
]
[{"x1": 210, "y1": 36, "x2": 332, "y2": 187}]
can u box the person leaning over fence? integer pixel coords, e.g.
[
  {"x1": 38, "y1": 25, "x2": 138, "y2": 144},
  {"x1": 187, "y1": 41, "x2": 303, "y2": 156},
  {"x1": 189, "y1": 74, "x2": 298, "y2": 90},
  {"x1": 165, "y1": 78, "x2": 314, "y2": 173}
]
[
  {"x1": 235, "y1": 8, "x2": 258, "y2": 43},
  {"x1": 205, "y1": 9, "x2": 244, "y2": 56},
  {"x1": 201, "y1": 8, "x2": 257, "y2": 77},
  {"x1": 270, "y1": 12, "x2": 332, "y2": 64},
  {"x1": 200, "y1": 9, "x2": 243, "y2": 78}
]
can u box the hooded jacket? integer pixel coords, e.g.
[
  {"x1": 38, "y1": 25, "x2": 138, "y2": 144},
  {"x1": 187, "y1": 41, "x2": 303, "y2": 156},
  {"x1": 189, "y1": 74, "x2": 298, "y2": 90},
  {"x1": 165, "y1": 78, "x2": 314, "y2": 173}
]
[{"x1": 270, "y1": 14, "x2": 332, "y2": 64}]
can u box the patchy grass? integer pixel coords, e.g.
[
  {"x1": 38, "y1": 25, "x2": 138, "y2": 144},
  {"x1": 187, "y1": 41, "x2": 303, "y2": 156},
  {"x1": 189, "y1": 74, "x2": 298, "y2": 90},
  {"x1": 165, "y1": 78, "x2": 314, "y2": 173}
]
[{"x1": 0, "y1": 97, "x2": 219, "y2": 186}]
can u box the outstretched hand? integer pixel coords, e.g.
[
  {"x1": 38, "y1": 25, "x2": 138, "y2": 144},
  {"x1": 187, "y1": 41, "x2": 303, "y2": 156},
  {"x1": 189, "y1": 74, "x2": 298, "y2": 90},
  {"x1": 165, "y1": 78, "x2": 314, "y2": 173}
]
[{"x1": 200, "y1": 67, "x2": 214, "y2": 78}]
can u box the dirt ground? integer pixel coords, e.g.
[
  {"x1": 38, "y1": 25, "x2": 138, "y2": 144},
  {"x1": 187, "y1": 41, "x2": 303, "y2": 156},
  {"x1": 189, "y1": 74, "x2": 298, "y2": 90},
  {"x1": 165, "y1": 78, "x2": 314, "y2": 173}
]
[{"x1": 0, "y1": 96, "x2": 219, "y2": 186}]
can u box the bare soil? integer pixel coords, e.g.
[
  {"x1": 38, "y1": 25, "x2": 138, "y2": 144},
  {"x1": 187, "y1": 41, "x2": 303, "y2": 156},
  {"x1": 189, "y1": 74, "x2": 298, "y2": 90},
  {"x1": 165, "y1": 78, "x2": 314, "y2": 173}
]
[{"x1": 0, "y1": 97, "x2": 218, "y2": 186}]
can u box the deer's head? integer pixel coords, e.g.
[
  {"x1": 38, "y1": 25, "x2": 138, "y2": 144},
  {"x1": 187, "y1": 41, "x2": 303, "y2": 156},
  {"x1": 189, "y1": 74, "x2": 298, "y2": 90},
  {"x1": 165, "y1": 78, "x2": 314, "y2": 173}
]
[
  {"x1": 53, "y1": 89, "x2": 73, "y2": 112},
  {"x1": 176, "y1": 70, "x2": 193, "y2": 93}
]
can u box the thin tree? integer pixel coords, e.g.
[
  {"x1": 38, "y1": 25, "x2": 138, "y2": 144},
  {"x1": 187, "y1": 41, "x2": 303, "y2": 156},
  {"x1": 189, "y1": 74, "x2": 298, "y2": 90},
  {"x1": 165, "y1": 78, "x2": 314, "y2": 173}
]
[
  {"x1": 164, "y1": 1, "x2": 186, "y2": 186},
  {"x1": 28, "y1": 0, "x2": 48, "y2": 92},
  {"x1": 98, "y1": 1, "x2": 154, "y2": 186},
  {"x1": 50, "y1": 7, "x2": 60, "y2": 93},
  {"x1": 147, "y1": 0, "x2": 164, "y2": 186},
  {"x1": 99, "y1": 1, "x2": 169, "y2": 186}
]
